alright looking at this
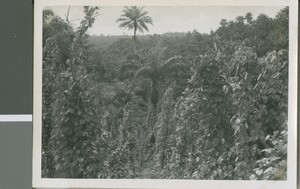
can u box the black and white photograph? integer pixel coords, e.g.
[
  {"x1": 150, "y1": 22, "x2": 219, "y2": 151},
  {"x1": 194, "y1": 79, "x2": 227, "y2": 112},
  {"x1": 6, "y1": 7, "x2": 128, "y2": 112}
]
[{"x1": 33, "y1": 0, "x2": 297, "y2": 188}]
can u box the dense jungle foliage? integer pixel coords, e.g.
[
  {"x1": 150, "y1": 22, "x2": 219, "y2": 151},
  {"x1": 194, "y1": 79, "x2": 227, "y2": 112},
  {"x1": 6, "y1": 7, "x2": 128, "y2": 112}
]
[{"x1": 42, "y1": 6, "x2": 288, "y2": 180}]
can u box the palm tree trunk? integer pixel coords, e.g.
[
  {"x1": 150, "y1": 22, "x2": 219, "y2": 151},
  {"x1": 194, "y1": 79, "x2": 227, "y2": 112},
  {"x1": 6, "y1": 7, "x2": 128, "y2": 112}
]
[{"x1": 133, "y1": 25, "x2": 137, "y2": 53}]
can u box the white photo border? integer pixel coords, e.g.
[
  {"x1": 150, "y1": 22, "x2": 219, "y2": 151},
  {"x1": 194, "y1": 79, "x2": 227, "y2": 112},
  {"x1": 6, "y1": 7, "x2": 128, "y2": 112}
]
[{"x1": 33, "y1": 0, "x2": 298, "y2": 188}]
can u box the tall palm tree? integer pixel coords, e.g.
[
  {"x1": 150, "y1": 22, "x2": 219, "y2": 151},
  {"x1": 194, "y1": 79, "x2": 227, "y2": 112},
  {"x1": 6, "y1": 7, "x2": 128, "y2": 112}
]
[{"x1": 116, "y1": 6, "x2": 153, "y2": 52}]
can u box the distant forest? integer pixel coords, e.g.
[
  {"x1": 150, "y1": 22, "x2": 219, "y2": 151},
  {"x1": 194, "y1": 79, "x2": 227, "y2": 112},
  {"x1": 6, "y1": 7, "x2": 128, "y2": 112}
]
[{"x1": 42, "y1": 6, "x2": 288, "y2": 180}]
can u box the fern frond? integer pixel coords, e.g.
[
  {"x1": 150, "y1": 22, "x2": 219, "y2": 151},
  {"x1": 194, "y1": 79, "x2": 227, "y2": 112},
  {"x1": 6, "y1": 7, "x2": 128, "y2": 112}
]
[
  {"x1": 134, "y1": 66, "x2": 153, "y2": 80},
  {"x1": 118, "y1": 62, "x2": 138, "y2": 73},
  {"x1": 160, "y1": 56, "x2": 187, "y2": 74}
]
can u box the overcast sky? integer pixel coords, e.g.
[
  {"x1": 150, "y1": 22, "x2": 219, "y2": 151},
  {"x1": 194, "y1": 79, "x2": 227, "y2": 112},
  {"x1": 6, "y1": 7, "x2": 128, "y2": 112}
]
[{"x1": 48, "y1": 6, "x2": 284, "y2": 36}]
